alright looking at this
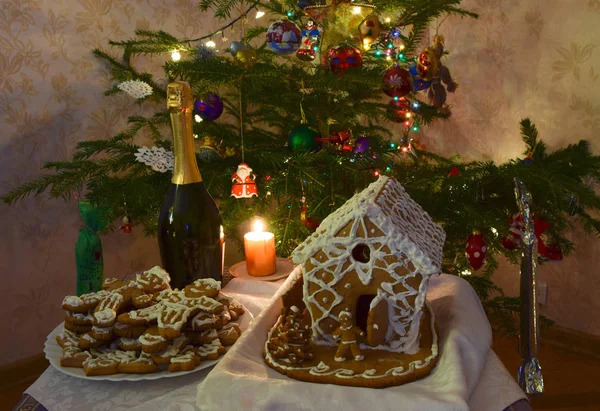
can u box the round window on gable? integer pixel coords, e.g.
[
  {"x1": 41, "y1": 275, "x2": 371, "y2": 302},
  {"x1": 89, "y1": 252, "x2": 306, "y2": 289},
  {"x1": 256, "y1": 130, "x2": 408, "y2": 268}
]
[{"x1": 351, "y1": 243, "x2": 371, "y2": 263}]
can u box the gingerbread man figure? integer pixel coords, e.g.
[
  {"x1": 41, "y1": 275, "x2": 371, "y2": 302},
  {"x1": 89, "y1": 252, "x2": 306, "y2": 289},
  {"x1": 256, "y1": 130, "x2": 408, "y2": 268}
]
[{"x1": 332, "y1": 310, "x2": 364, "y2": 362}]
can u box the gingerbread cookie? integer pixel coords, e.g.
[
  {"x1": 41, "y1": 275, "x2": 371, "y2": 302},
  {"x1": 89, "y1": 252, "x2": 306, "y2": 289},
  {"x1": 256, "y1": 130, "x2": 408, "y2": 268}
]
[
  {"x1": 135, "y1": 266, "x2": 171, "y2": 293},
  {"x1": 62, "y1": 291, "x2": 109, "y2": 313},
  {"x1": 102, "y1": 277, "x2": 125, "y2": 291},
  {"x1": 150, "y1": 335, "x2": 189, "y2": 365},
  {"x1": 79, "y1": 332, "x2": 105, "y2": 350},
  {"x1": 183, "y1": 278, "x2": 221, "y2": 299},
  {"x1": 65, "y1": 311, "x2": 94, "y2": 326},
  {"x1": 56, "y1": 329, "x2": 80, "y2": 348},
  {"x1": 113, "y1": 322, "x2": 147, "y2": 338},
  {"x1": 90, "y1": 326, "x2": 114, "y2": 342},
  {"x1": 187, "y1": 311, "x2": 218, "y2": 332},
  {"x1": 60, "y1": 347, "x2": 92, "y2": 368},
  {"x1": 64, "y1": 321, "x2": 92, "y2": 334},
  {"x1": 217, "y1": 323, "x2": 241, "y2": 346},
  {"x1": 185, "y1": 328, "x2": 218, "y2": 345},
  {"x1": 83, "y1": 358, "x2": 119, "y2": 376},
  {"x1": 92, "y1": 307, "x2": 117, "y2": 327},
  {"x1": 118, "y1": 338, "x2": 141, "y2": 351},
  {"x1": 117, "y1": 353, "x2": 157, "y2": 374},
  {"x1": 168, "y1": 353, "x2": 196, "y2": 372},
  {"x1": 139, "y1": 327, "x2": 169, "y2": 353}
]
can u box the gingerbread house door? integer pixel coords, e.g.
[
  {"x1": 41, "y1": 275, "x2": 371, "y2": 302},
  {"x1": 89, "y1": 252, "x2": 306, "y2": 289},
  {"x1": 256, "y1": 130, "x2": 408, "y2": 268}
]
[{"x1": 366, "y1": 298, "x2": 388, "y2": 346}]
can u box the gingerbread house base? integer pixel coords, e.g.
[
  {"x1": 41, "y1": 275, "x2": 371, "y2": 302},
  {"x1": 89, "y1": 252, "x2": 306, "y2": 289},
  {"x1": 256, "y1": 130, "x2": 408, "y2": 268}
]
[{"x1": 263, "y1": 305, "x2": 438, "y2": 389}]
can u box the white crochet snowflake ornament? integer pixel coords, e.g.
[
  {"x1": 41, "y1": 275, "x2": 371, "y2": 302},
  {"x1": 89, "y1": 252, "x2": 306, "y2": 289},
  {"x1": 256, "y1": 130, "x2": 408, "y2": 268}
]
[
  {"x1": 135, "y1": 146, "x2": 174, "y2": 173},
  {"x1": 117, "y1": 80, "x2": 153, "y2": 99}
]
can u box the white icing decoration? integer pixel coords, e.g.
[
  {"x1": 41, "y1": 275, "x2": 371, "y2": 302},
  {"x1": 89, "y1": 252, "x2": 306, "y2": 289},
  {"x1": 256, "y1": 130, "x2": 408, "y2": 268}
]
[
  {"x1": 144, "y1": 266, "x2": 171, "y2": 283},
  {"x1": 63, "y1": 296, "x2": 82, "y2": 306},
  {"x1": 139, "y1": 333, "x2": 166, "y2": 345},
  {"x1": 171, "y1": 353, "x2": 195, "y2": 363},
  {"x1": 373, "y1": 324, "x2": 378, "y2": 330},
  {"x1": 290, "y1": 306, "x2": 299, "y2": 313},
  {"x1": 94, "y1": 308, "x2": 116, "y2": 323},
  {"x1": 289, "y1": 176, "x2": 444, "y2": 354},
  {"x1": 266, "y1": 303, "x2": 439, "y2": 380}
]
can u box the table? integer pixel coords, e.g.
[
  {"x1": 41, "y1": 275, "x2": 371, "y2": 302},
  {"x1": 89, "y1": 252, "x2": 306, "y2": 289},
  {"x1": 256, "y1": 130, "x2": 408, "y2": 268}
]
[{"x1": 15, "y1": 276, "x2": 532, "y2": 411}]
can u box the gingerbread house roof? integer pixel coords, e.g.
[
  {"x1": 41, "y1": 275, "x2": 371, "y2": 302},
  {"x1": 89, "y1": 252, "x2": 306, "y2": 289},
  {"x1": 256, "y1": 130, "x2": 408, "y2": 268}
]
[{"x1": 291, "y1": 176, "x2": 445, "y2": 276}]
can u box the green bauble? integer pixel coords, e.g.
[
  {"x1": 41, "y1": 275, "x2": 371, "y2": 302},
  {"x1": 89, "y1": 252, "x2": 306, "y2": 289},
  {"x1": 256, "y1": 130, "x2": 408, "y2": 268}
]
[{"x1": 288, "y1": 124, "x2": 319, "y2": 151}]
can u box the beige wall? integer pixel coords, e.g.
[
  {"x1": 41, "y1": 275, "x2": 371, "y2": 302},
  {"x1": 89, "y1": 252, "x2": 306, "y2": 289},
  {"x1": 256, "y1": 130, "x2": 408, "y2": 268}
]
[{"x1": 1, "y1": 0, "x2": 599, "y2": 366}]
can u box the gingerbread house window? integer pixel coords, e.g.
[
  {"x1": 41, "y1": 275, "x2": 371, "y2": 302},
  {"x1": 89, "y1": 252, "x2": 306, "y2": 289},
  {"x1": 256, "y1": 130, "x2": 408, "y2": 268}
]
[{"x1": 291, "y1": 176, "x2": 445, "y2": 353}]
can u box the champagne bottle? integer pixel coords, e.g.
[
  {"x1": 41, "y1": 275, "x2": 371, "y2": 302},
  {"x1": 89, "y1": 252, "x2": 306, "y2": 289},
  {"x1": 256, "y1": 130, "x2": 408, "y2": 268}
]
[{"x1": 158, "y1": 81, "x2": 224, "y2": 289}]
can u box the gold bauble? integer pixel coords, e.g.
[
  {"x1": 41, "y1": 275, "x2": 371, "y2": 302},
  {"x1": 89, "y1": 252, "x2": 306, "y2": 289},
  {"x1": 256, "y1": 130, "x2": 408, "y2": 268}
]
[{"x1": 235, "y1": 49, "x2": 257, "y2": 69}]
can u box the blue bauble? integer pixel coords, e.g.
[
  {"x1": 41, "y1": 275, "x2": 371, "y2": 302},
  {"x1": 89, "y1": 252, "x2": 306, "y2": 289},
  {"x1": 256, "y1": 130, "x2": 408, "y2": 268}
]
[
  {"x1": 267, "y1": 20, "x2": 302, "y2": 55},
  {"x1": 193, "y1": 93, "x2": 223, "y2": 122}
]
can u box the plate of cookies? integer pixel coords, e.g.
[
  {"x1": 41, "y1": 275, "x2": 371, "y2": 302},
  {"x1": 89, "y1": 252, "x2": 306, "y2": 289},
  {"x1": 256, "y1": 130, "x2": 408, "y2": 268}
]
[{"x1": 44, "y1": 266, "x2": 253, "y2": 381}]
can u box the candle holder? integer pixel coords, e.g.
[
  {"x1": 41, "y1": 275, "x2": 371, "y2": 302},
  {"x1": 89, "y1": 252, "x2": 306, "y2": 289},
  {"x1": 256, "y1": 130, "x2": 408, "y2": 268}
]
[{"x1": 230, "y1": 258, "x2": 296, "y2": 282}]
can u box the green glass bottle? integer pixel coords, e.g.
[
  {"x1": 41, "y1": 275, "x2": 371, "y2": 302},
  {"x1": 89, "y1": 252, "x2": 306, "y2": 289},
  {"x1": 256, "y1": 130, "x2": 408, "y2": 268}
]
[{"x1": 75, "y1": 201, "x2": 108, "y2": 295}]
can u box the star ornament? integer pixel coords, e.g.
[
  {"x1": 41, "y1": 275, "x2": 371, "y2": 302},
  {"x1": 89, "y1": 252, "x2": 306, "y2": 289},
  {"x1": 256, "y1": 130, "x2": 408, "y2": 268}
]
[{"x1": 305, "y1": 0, "x2": 375, "y2": 50}]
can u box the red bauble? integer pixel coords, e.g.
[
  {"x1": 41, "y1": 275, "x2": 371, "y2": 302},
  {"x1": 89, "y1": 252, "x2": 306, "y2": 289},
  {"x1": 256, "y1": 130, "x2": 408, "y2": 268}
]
[
  {"x1": 383, "y1": 66, "x2": 413, "y2": 98},
  {"x1": 387, "y1": 98, "x2": 411, "y2": 123},
  {"x1": 328, "y1": 45, "x2": 363, "y2": 74},
  {"x1": 465, "y1": 233, "x2": 487, "y2": 270}
]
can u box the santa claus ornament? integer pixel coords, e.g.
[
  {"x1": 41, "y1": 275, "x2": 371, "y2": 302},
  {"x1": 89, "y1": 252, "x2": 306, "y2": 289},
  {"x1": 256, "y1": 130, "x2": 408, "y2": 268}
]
[
  {"x1": 465, "y1": 233, "x2": 487, "y2": 270},
  {"x1": 296, "y1": 20, "x2": 321, "y2": 61},
  {"x1": 231, "y1": 163, "x2": 258, "y2": 198}
]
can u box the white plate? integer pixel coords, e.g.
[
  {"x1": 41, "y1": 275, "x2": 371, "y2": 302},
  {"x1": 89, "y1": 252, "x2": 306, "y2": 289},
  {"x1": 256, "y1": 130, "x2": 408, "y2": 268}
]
[
  {"x1": 229, "y1": 258, "x2": 295, "y2": 282},
  {"x1": 44, "y1": 302, "x2": 253, "y2": 381}
]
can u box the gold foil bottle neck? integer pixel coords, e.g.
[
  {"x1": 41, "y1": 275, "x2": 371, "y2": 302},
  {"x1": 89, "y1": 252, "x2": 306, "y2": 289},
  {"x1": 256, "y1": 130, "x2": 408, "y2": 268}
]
[{"x1": 168, "y1": 81, "x2": 202, "y2": 185}]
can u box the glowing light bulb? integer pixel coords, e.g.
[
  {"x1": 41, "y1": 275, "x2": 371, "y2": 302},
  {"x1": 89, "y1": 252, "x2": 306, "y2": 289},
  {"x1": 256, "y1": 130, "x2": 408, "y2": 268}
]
[
  {"x1": 384, "y1": 17, "x2": 391, "y2": 23},
  {"x1": 401, "y1": 146, "x2": 409, "y2": 153},
  {"x1": 375, "y1": 50, "x2": 382, "y2": 56},
  {"x1": 399, "y1": 44, "x2": 405, "y2": 51},
  {"x1": 352, "y1": 6, "x2": 362, "y2": 15},
  {"x1": 404, "y1": 121, "x2": 410, "y2": 127},
  {"x1": 412, "y1": 125, "x2": 419, "y2": 132},
  {"x1": 413, "y1": 101, "x2": 420, "y2": 108},
  {"x1": 460, "y1": 269, "x2": 472, "y2": 276},
  {"x1": 374, "y1": 170, "x2": 380, "y2": 176},
  {"x1": 390, "y1": 143, "x2": 396, "y2": 148},
  {"x1": 385, "y1": 166, "x2": 391, "y2": 171},
  {"x1": 206, "y1": 40, "x2": 216, "y2": 48},
  {"x1": 194, "y1": 114, "x2": 203, "y2": 123},
  {"x1": 405, "y1": 112, "x2": 412, "y2": 118},
  {"x1": 386, "y1": 55, "x2": 392, "y2": 61},
  {"x1": 394, "y1": 96, "x2": 399, "y2": 101},
  {"x1": 171, "y1": 50, "x2": 181, "y2": 61},
  {"x1": 255, "y1": 10, "x2": 265, "y2": 18},
  {"x1": 491, "y1": 227, "x2": 498, "y2": 236},
  {"x1": 193, "y1": 134, "x2": 199, "y2": 139},
  {"x1": 313, "y1": 46, "x2": 319, "y2": 51},
  {"x1": 286, "y1": 11, "x2": 293, "y2": 17},
  {"x1": 362, "y1": 39, "x2": 371, "y2": 50}
]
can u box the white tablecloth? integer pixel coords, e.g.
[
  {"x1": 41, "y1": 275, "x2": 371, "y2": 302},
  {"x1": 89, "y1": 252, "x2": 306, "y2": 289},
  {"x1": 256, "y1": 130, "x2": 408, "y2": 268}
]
[{"x1": 26, "y1": 276, "x2": 527, "y2": 411}]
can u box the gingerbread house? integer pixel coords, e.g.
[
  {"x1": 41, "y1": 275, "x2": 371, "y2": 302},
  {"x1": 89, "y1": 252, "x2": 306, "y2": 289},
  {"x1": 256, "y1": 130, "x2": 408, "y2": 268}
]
[{"x1": 291, "y1": 176, "x2": 445, "y2": 354}]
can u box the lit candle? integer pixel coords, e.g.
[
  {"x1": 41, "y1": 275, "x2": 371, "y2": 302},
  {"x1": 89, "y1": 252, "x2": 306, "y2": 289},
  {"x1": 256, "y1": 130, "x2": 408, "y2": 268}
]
[{"x1": 244, "y1": 219, "x2": 277, "y2": 277}]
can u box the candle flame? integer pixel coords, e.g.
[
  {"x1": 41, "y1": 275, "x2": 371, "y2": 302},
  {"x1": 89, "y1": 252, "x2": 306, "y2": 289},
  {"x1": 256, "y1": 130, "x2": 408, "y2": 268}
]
[{"x1": 253, "y1": 219, "x2": 264, "y2": 233}]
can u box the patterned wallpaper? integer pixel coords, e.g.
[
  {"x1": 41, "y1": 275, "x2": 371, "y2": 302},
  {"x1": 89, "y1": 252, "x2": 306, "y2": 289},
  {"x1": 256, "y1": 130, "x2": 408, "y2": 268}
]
[{"x1": 0, "y1": 0, "x2": 599, "y2": 366}]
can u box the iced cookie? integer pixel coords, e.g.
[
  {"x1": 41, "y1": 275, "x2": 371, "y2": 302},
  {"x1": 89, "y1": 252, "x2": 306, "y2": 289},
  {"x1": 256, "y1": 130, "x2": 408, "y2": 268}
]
[
  {"x1": 218, "y1": 323, "x2": 241, "y2": 346},
  {"x1": 79, "y1": 332, "x2": 105, "y2": 349},
  {"x1": 187, "y1": 311, "x2": 218, "y2": 332},
  {"x1": 183, "y1": 278, "x2": 221, "y2": 299},
  {"x1": 135, "y1": 266, "x2": 171, "y2": 293},
  {"x1": 83, "y1": 358, "x2": 119, "y2": 376},
  {"x1": 114, "y1": 322, "x2": 147, "y2": 338},
  {"x1": 102, "y1": 277, "x2": 125, "y2": 291},
  {"x1": 60, "y1": 347, "x2": 92, "y2": 368},
  {"x1": 139, "y1": 326, "x2": 169, "y2": 353},
  {"x1": 62, "y1": 291, "x2": 109, "y2": 313},
  {"x1": 56, "y1": 329, "x2": 80, "y2": 348},
  {"x1": 150, "y1": 335, "x2": 189, "y2": 365},
  {"x1": 185, "y1": 328, "x2": 218, "y2": 345},
  {"x1": 64, "y1": 321, "x2": 92, "y2": 334},
  {"x1": 195, "y1": 339, "x2": 226, "y2": 361},
  {"x1": 117, "y1": 353, "x2": 157, "y2": 374},
  {"x1": 90, "y1": 326, "x2": 114, "y2": 342},
  {"x1": 118, "y1": 338, "x2": 141, "y2": 351},
  {"x1": 65, "y1": 311, "x2": 94, "y2": 326},
  {"x1": 168, "y1": 352, "x2": 196, "y2": 372}
]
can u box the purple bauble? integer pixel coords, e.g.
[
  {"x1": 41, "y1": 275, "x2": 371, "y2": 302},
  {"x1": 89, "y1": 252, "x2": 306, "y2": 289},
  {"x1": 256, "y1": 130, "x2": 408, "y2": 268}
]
[
  {"x1": 353, "y1": 136, "x2": 370, "y2": 153},
  {"x1": 194, "y1": 93, "x2": 223, "y2": 121}
]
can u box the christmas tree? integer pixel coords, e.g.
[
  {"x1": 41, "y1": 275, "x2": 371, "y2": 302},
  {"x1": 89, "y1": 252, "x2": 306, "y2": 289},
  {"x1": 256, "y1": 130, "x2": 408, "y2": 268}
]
[{"x1": 3, "y1": 0, "x2": 600, "y2": 331}]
